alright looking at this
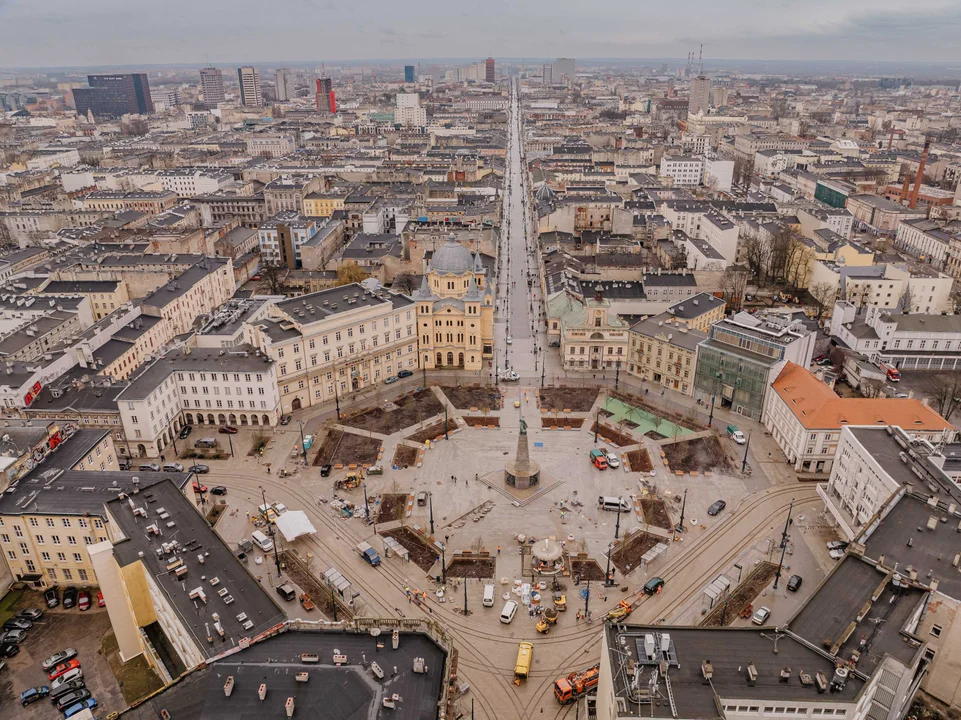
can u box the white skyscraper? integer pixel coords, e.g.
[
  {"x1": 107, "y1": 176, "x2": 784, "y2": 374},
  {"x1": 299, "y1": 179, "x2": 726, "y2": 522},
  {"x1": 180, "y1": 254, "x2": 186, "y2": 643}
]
[
  {"x1": 395, "y1": 92, "x2": 426, "y2": 126},
  {"x1": 199, "y1": 67, "x2": 225, "y2": 107},
  {"x1": 237, "y1": 66, "x2": 263, "y2": 108},
  {"x1": 275, "y1": 68, "x2": 294, "y2": 102},
  {"x1": 553, "y1": 57, "x2": 575, "y2": 84},
  {"x1": 689, "y1": 75, "x2": 711, "y2": 116}
]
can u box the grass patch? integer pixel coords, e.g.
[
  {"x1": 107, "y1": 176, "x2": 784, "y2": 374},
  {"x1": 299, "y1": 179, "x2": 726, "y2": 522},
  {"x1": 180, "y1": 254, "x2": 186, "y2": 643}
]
[
  {"x1": 102, "y1": 630, "x2": 165, "y2": 704},
  {"x1": 0, "y1": 586, "x2": 24, "y2": 624}
]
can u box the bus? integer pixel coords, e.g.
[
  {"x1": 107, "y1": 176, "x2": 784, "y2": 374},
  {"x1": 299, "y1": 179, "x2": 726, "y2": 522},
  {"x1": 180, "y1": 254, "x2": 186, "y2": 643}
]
[{"x1": 514, "y1": 642, "x2": 534, "y2": 683}]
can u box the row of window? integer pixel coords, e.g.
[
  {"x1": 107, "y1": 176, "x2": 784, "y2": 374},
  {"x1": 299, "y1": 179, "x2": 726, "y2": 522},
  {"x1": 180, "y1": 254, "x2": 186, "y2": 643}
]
[
  {"x1": 0, "y1": 517, "x2": 103, "y2": 530},
  {"x1": 721, "y1": 706, "x2": 846, "y2": 716}
]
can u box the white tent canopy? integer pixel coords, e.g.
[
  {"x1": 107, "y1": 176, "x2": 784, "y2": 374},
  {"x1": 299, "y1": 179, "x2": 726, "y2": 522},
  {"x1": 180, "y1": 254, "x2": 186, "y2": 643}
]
[{"x1": 274, "y1": 510, "x2": 317, "y2": 542}]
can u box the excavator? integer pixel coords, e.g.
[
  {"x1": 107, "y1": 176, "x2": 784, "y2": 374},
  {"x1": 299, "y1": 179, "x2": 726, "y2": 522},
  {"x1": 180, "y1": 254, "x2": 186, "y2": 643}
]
[{"x1": 553, "y1": 663, "x2": 600, "y2": 704}]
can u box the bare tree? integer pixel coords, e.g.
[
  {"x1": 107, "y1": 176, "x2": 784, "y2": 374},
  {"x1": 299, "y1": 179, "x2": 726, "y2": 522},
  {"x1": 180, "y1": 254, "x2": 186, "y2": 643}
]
[
  {"x1": 392, "y1": 273, "x2": 417, "y2": 295},
  {"x1": 741, "y1": 233, "x2": 771, "y2": 285},
  {"x1": 924, "y1": 374, "x2": 961, "y2": 421},
  {"x1": 259, "y1": 261, "x2": 287, "y2": 295},
  {"x1": 860, "y1": 378, "x2": 885, "y2": 399},
  {"x1": 767, "y1": 227, "x2": 794, "y2": 282},
  {"x1": 721, "y1": 266, "x2": 750, "y2": 313},
  {"x1": 829, "y1": 346, "x2": 850, "y2": 370},
  {"x1": 809, "y1": 282, "x2": 836, "y2": 320},
  {"x1": 898, "y1": 284, "x2": 914, "y2": 314},
  {"x1": 336, "y1": 261, "x2": 368, "y2": 286}
]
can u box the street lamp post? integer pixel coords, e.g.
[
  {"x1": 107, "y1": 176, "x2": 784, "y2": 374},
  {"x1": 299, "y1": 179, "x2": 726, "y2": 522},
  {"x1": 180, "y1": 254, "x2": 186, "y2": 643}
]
[
  {"x1": 614, "y1": 499, "x2": 623, "y2": 539},
  {"x1": 363, "y1": 484, "x2": 371, "y2": 524},
  {"x1": 442, "y1": 535, "x2": 449, "y2": 584},
  {"x1": 676, "y1": 488, "x2": 688, "y2": 534},
  {"x1": 773, "y1": 499, "x2": 795, "y2": 590},
  {"x1": 259, "y1": 485, "x2": 281, "y2": 576},
  {"x1": 708, "y1": 371, "x2": 722, "y2": 428},
  {"x1": 604, "y1": 542, "x2": 614, "y2": 587},
  {"x1": 428, "y1": 492, "x2": 435, "y2": 535},
  {"x1": 615, "y1": 358, "x2": 621, "y2": 391},
  {"x1": 298, "y1": 421, "x2": 308, "y2": 465},
  {"x1": 741, "y1": 430, "x2": 753, "y2": 474}
]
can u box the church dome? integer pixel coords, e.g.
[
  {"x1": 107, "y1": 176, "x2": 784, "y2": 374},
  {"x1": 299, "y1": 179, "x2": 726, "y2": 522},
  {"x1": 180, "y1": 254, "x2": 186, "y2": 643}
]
[{"x1": 430, "y1": 233, "x2": 473, "y2": 275}]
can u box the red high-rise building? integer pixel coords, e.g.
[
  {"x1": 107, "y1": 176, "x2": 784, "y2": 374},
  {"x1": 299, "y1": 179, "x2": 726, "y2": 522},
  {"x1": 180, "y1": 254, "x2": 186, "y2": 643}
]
[
  {"x1": 485, "y1": 57, "x2": 495, "y2": 83},
  {"x1": 315, "y1": 77, "x2": 336, "y2": 113}
]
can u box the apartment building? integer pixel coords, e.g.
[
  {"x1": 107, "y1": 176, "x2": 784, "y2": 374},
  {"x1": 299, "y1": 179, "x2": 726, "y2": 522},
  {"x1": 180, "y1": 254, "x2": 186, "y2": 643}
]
[
  {"x1": 809, "y1": 262, "x2": 954, "y2": 316},
  {"x1": 246, "y1": 134, "x2": 296, "y2": 159},
  {"x1": 246, "y1": 284, "x2": 418, "y2": 414},
  {"x1": 302, "y1": 192, "x2": 348, "y2": 218},
  {"x1": 117, "y1": 345, "x2": 280, "y2": 457},
  {"x1": 765, "y1": 362, "x2": 952, "y2": 474},
  {"x1": 258, "y1": 212, "x2": 318, "y2": 269},
  {"x1": 155, "y1": 169, "x2": 234, "y2": 197},
  {"x1": 845, "y1": 194, "x2": 925, "y2": 233},
  {"x1": 628, "y1": 315, "x2": 705, "y2": 395},
  {"x1": 139, "y1": 259, "x2": 235, "y2": 338},
  {"x1": 37, "y1": 280, "x2": 130, "y2": 321},
  {"x1": 237, "y1": 66, "x2": 263, "y2": 107},
  {"x1": 549, "y1": 288, "x2": 629, "y2": 372},
  {"x1": 80, "y1": 190, "x2": 179, "y2": 217},
  {"x1": 263, "y1": 175, "x2": 324, "y2": 215},
  {"x1": 894, "y1": 218, "x2": 958, "y2": 270}
]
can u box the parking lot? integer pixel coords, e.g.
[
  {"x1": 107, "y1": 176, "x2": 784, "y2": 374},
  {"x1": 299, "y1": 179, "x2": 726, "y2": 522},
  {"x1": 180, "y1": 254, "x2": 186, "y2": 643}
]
[{"x1": 0, "y1": 589, "x2": 125, "y2": 718}]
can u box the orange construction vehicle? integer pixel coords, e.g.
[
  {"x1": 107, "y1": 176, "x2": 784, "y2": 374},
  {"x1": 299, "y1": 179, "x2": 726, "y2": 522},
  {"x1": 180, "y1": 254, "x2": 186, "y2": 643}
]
[{"x1": 553, "y1": 663, "x2": 600, "y2": 704}]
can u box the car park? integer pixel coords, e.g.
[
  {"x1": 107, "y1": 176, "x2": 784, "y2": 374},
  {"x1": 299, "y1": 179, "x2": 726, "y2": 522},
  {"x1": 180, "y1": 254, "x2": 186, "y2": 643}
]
[
  {"x1": 63, "y1": 698, "x2": 98, "y2": 718},
  {"x1": 751, "y1": 606, "x2": 771, "y2": 625},
  {"x1": 210, "y1": 485, "x2": 227, "y2": 495},
  {"x1": 48, "y1": 659, "x2": 81, "y2": 680},
  {"x1": 707, "y1": 500, "x2": 727, "y2": 516},
  {"x1": 44, "y1": 587, "x2": 60, "y2": 608},
  {"x1": 280, "y1": 414, "x2": 292, "y2": 425},
  {"x1": 189, "y1": 464, "x2": 209, "y2": 474},
  {"x1": 219, "y1": 424, "x2": 238, "y2": 434},
  {"x1": 787, "y1": 575, "x2": 803, "y2": 592},
  {"x1": 21, "y1": 686, "x2": 49, "y2": 706},
  {"x1": 50, "y1": 669, "x2": 83, "y2": 691},
  {"x1": 0, "y1": 642, "x2": 19, "y2": 658},
  {"x1": 18, "y1": 608, "x2": 42, "y2": 621},
  {"x1": 3, "y1": 617, "x2": 32, "y2": 631},
  {"x1": 56, "y1": 689, "x2": 91, "y2": 711},
  {"x1": 398, "y1": 369, "x2": 413, "y2": 378},
  {"x1": 77, "y1": 590, "x2": 91, "y2": 611},
  {"x1": 42, "y1": 648, "x2": 78, "y2": 671},
  {"x1": 385, "y1": 376, "x2": 399, "y2": 384},
  {"x1": 178, "y1": 426, "x2": 192, "y2": 439},
  {"x1": 1, "y1": 629, "x2": 26, "y2": 644}
]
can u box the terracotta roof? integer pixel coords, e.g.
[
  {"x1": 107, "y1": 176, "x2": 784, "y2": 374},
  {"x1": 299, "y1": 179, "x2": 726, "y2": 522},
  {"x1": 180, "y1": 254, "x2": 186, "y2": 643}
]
[{"x1": 771, "y1": 362, "x2": 954, "y2": 431}]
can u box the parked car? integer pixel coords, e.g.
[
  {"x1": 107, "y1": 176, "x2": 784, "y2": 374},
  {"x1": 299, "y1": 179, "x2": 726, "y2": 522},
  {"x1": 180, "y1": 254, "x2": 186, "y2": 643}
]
[
  {"x1": 320, "y1": 464, "x2": 332, "y2": 477},
  {"x1": 210, "y1": 485, "x2": 227, "y2": 496},
  {"x1": 826, "y1": 540, "x2": 848, "y2": 551},
  {"x1": 0, "y1": 629, "x2": 26, "y2": 644},
  {"x1": 280, "y1": 414, "x2": 292, "y2": 425},
  {"x1": 3, "y1": 618, "x2": 31, "y2": 631},
  {"x1": 21, "y1": 686, "x2": 49, "y2": 706},
  {"x1": 0, "y1": 642, "x2": 19, "y2": 658},
  {"x1": 63, "y1": 698, "x2": 98, "y2": 718},
  {"x1": 138, "y1": 463, "x2": 160, "y2": 472},
  {"x1": 48, "y1": 659, "x2": 81, "y2": 680},
  {"x1": 398, "y1": 369, "x2": 414, "y2": 378},
  {"x1": 97, "y1": 591, "x2": 105, "y2": 608},
  {"x1": 605, "y1": 452, "x2": 620, "y2": 468},
  {"x1": 50, "y1": 669, "x2": 83, "y2": 691},
  {"x1": 707, "y1": 500, "x2": 727, "y2": 516},
  {"x1": 189, "y1": 464, "x2": 209, "y2": 474},
  {"x1": 385, "y1": 376, "x2": 399, "y2": 384},
  {"x1": 56, "y1": 689, "x2": 91, "y2": 712},
  {"x1": 42, "y1": 648, "x2": 77, "y2": 671},
  {"x1": 829, "y1": 547, "x2": 846, "y2": 560},
  {"x1": 192, "y1": 482, "x2": 208, "y2": 493},
  {"x1": 178, "y1": 425, "x2": 192, "y2": 439},
  {"x1": 219, "y1": 425, "x2": 238, "y2": 434},
  {"x1": 49, "y1": 679, "x2": 85, "y2": 701},
  {"x1": 787, "y1": 575, "x2": 803, "y2": 592},
  {"x1": 118, "y1": 459, "x2": 131, "y2": 471},
  {"x1": 18, "y1": 608, "x2": 42, "y2": 621},
  {"x1": 44, "y1": 587, "x2": 60, "y2": 608},
  {"x1": 751, "y1": 606, "x2": 771, "y2": 625},
  {"x1": 506, "y1": 335, "x2": 513, "y2": 344},
  {"x1": 77, "y1": 590, "x2": 91, "y2": 611}
]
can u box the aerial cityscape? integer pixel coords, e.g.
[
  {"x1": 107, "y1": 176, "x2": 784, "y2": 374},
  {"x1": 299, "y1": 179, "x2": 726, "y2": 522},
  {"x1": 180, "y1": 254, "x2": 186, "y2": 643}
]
[{"x1": 3, "y1": 6, "x2": 961, "y2": 720}]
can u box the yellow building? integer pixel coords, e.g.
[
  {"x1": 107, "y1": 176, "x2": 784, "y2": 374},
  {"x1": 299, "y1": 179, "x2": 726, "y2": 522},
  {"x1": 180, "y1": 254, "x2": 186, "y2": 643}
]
[
  {"x1": 413, "y1": 234, "x2": 494, "y2": 371},
  {"x1": 35, "y1": 279, "x2": 130, "y2": 321},
  {"x1": 302, "y1": 192, "x2": 347, "y2": 218},
  {"x1": 627, "y1": 314, "x2": 706, "y2": 395}
]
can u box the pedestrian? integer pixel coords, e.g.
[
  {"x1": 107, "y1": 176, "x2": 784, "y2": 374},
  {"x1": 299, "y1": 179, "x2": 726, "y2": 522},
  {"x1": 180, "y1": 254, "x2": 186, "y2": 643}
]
[
  {"x1": 245, "y1": 510, "x2": 250, "y2": 521},
  {"x1": 497, "y1": 545, "x2": 501, "y2": 555}
]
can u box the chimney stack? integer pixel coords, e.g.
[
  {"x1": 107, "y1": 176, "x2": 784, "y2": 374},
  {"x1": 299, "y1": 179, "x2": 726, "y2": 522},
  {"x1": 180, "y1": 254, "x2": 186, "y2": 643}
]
[{"x1": 909, "y1": 141, "x2": 931, "y2": 209}]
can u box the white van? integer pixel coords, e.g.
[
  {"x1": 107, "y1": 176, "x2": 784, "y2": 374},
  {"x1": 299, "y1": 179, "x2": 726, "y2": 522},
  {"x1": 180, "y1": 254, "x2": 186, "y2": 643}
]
[
  {"x1": 598, "y1": 496, "x2": 630, "y2": 512},
  {"x1": 251, "y1": 530, "x2": 274, "y2": 552},
  {"x1": 483, "y1": 584, "x2": 496, "y2": 607},
  {"x1": 500, "y1": 600, "x2": 518, "y2": 624}
]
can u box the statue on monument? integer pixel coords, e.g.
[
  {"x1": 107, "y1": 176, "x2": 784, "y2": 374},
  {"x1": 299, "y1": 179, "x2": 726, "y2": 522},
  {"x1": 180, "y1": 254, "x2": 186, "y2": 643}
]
[{"x1": 519, "y1": 418, "x2": 527, "y2": 435}]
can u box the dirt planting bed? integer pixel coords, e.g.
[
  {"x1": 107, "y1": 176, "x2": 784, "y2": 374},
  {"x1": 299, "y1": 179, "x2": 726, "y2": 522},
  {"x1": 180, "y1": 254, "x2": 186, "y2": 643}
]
[
  {"x1": 463, "y1": 416, "x2": 500, "y2": 427},
  {"x1": 539, "y1": 386, "x2": 599, "y2": 412},
  {"x1": 645, "y1": 430, "x2": 668, "y2": 440},
  {"x1": 376, "y1": 493, "x2": 409, "y2": 523},
  {"x1": 541, "y1": 417, "x2": 584, "y2": 429},
  {"x1": 406, "y1": 418, "x2": 458, "y2": 444},
  {"x1": 340, "y1": 389, "x2": 445, "y2": 434},
  {"x1": 392, "y1": 444, "x2": 419, "y2": 468},
  {"x1": 441, "y1": 385, "x2": 501, "y2": 410},
  {"x1": 640, "y1": 497, "x2": 673, "y2": 530},
  {"x1": 313, "y1": 430, "x2": 382, "y2": 466},
  {"x1": 381, "y1": 526, "x2": 439, "y2": 573},
  {"x1": 700, "y1": 561, "x2": 778, "y2": 627},
  {"x1": 446, "y1": 555, "x2": 496, "y2": 579},
  {"x1": 610, "y1": 531, "x2": 663, "y2": 575},
  {"x1": 612, "y1": 390, "x2": 706, "y2": 431},
  {"x1": 627, "y1": 448, "x2": 654, "y2": 472},
  {"x1": 590, "y1": 422, "x2": 635, "y2": 448},
  {"x1": 571, "y1": 556, "x2": 607, "y2": 582},
  {"x1": 662, "y1": 435, "x2": 732, "y2": 473}
]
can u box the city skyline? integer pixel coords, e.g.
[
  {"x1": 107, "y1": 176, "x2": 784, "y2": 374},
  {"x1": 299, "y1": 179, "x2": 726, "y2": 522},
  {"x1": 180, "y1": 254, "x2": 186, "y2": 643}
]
[{"x1": 1, "y1": 0, "x2": 960, "y2": 68}]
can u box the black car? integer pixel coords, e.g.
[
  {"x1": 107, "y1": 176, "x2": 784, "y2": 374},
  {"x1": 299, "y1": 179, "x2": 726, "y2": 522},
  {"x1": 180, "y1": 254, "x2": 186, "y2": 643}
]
[
  {"x1": 56, "y1": 689, "x2": 91, "y2": 711},
  {"x1": 18, "y1": 608, "x2": 43, "y2": 621},
  {"x1": 44, "y1": 587, "x2": 59, "y2": 608},
  {"x1": 49, "y1": 679, "x2": 85, "y2": 701},
  {"x1": 320, "y1": 464, "x2": 332, "y2": 477},
  {"x1": 398, "y1": 369, "x2": 414, "y2": 378},
  {"x1": 3, "y1": 618, "x2": 31, "y2": 631},
  {"x1": 280, "y1": 414, "x2": 292, "y2": 425},
  {"x1": 189, "y1": 464, "x2": 210, "y2": 474},
  {"x1": 179, "y1": 425, "x2": 192, "y2": 439},
  {"x1": 210, "y1": 485, "x2": 227, "y2": 496},
  {"x1": 118, "y1": 459, "x2": 131, "y2": 471},
  {"x1": 787, "y1": 575, "x2": 803, "y2": 592},
  {"x1": 707, "y1": 500, "x2": 727, "y2": 516},
  {"x1": 62, "y1": 587, "x2": 78, "y2": 609},
  {"x1": 0, "y1": 642, "x2": 19, "y2": 658}
]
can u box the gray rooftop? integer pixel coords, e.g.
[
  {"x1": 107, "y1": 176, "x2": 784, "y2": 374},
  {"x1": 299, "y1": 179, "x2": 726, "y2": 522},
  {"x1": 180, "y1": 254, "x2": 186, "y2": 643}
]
[{"x1": 120, "y1": 345, "x2": 273, "y2": 400}]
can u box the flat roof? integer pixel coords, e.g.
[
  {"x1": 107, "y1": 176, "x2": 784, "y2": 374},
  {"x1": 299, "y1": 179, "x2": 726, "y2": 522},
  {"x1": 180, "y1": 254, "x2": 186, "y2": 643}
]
[
  {"x1": 123, "y1": 629, "x2": 446, "y2": 720},
  {"x1": 108, "y1": 478, "x2": 286, "y2": 661}
]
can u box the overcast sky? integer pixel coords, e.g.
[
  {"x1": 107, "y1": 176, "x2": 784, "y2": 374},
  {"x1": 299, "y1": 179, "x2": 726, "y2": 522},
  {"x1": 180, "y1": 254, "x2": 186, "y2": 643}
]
[{"x1": 2, "y1": 0, "x2": 961, "y2": 68}]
